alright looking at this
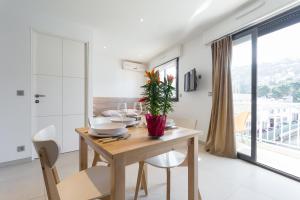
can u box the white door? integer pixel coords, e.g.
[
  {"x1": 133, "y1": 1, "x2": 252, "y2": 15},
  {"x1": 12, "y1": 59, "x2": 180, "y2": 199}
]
[
  {"x1": 61, "y1": 39, "x2": 85, "y2": 153},
  {"x1": 31, "y1": 32, "x2": 86, "y2": 156}
]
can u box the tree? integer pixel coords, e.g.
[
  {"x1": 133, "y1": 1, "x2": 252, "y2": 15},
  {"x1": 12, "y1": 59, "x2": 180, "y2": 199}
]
[
  {"x1": 270, "y1": 84, "x2": 291, "y2": 99},
  {"x1": 258, "y1": 85, "x2": 270, "y2": 97},
  {"x1": 292, "y1": 89, "x2": 300, "y2": 102},
  {"x1": 271, "y1": 87, "x2": 283, "y2": 99}
]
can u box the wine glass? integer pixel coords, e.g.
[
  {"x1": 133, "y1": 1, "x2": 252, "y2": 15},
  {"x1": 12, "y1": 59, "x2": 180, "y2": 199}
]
[
  {"x1": 117, "y1": 102, "x2": 128, "y2": 123},
  {"x1": 133, "y1": 102, "x2": 143, "y2": 126}
]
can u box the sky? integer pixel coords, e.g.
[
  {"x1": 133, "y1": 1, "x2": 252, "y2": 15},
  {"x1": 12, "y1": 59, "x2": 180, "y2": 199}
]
[{"x1": 232, "y1": 22, "x2": 300, "y2": 67}]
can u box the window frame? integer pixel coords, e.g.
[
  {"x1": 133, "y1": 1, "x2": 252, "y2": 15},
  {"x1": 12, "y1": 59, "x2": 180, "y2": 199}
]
[
  {"x1": 232, "y1": 5, "x2": 300, "y2": 182},
  {"x1": 155, "y1": 57, "x2": 179, "y2": 102}
]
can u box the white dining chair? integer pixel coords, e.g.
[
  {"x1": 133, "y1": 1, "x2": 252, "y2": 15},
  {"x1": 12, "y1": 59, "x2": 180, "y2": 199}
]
[
  {"x1": 33, "y1": 125, "x2": 111, "y2": 200},
  {"x1": 134, "y1": 117, "x2": 202, "y2": 200}
]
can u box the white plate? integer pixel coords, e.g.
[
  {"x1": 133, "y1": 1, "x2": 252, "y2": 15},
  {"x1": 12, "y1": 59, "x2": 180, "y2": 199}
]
[
  {"x1": 88, "y1": 128, "x2": 128, "y2": 138},
  {"x1": 90, "y1": 117, "x2": 111, "y2": 125},
  {"x1": 91, "y1": 123, "x2": 126, "y2": 134},
  {"x1": 125, "y1": 120, "x2": 140, "y2": 127},
  {"x1": 110, "y1": 117, "x2": 135, "y2": 123},
  {"x1": 126, "y1": 113, "x2": 137, "y2": 118}
]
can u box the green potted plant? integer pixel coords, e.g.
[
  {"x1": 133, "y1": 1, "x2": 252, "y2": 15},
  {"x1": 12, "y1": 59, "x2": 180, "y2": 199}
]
[{"x1": 139, "y1": 69, "x2": 175, "y2": 138}]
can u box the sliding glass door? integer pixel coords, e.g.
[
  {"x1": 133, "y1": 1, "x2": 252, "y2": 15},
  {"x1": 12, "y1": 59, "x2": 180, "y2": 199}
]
[
  {"x1": 231, "y1": 6, "x2": 300, "y2": 181},
  {"x1": 257, "y1": 22, "x2": 300, "y2": 179},
  {"x1": 232, "y1": 33, "x2": 255, "y2": 160}
]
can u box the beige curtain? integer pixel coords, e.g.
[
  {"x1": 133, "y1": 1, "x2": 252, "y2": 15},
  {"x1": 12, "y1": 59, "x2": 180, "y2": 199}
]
[{"x1": 205, "y1": 36, "x2": 236, "y2": 158}]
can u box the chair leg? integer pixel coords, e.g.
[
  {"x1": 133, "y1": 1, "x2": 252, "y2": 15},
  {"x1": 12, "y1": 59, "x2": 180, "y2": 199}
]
[
  {"x1": 92, "y1": 152, "x2": 100, "y2": 167},
  {"x1": 166, "y1": 168, "x2": 171, "y2": 200},
  {"x1": 134, "y1": 161, "x2": 144, "y2": 200},
  {"x1": 141, "y1": 165, "x2": 148, "y2": 195},
  {"x1": 92, "y1": 151, "x2": 110, "y2": 167},
  {"x1": 198, "y1": 189, "x2": 202, "y2": 200},
  {"x1": 52, "y1": 167, "x2": 60, "y2": 184}
]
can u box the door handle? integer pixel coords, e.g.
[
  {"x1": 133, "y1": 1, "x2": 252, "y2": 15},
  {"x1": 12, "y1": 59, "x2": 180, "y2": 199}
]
[{"x1": 35, "y1": 94, "x2": 46, "y2": 98}]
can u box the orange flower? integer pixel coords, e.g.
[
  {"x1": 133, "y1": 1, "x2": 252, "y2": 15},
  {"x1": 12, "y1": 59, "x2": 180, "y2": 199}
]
[
  {"x1": 150, "y1": 68, "x2": 155, "y2": 76},
  {"x1": 167, "y1": 74, "x2": 174, "y2": 83},
  {"x1": 144, "y1": 71, "x2": 150, "y2": 78}
]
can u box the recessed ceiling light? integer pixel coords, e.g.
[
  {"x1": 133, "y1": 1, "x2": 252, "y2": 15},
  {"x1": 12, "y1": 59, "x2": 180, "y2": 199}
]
[
  {"x1": 140, "y1": 18, "x2": 144, "y2": 23},
  {"x1": 103, "y1": 46, "x2": 107, "y2": 49}
]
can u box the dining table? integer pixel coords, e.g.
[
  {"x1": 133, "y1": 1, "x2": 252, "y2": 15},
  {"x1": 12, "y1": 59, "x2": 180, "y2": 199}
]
[{"x1": 75, "y1": 126, "x2": 201, "y2": 200}]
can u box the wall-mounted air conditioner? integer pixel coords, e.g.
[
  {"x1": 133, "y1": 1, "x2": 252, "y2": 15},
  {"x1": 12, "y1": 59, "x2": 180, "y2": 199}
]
[{"x1": 122, "y1": 61, "x2": 147, "y2": 72}]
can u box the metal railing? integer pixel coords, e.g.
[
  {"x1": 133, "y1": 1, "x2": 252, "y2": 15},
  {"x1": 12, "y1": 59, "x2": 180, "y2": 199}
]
[{"x1": 235, "y1": 101, "x2": 300, "y2": 150}]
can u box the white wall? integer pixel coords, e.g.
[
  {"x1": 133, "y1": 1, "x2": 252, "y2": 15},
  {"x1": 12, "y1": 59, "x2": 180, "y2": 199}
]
[
  {"x1": 173, "y1": 37, "x2": 212, "y2": 142},
  {"x1": 0, "y1": 2, "x2": 94, "y2": 163},
  {"x1": 92, "y1": 33, "x2": 145, "y2": 98},
  {"x1": 1, "y1": 0, "x2": 298, "y2": 163},
  {"x1": 150, "y1": 36, "x2": 212, "y2": 142},
  {"x1": 149, "y1": 0, "x2": 300, "y2": 142},
  {"x1": 0, "y1": 2, "x2": 144, "y2": 163}
]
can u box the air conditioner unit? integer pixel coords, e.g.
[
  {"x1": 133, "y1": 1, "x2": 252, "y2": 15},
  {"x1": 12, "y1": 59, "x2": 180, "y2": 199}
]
[{"x1": 122, "y1": 61, "x2": 147, "y2": 72}]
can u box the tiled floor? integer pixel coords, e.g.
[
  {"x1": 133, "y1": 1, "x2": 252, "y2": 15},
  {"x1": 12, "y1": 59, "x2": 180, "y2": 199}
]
[
  {"x1": 237, "y1": 140, "x2": 300, "y2": 178},
  {"x1": 0, "y1": 146, "x2": 299, "y2": 200}
]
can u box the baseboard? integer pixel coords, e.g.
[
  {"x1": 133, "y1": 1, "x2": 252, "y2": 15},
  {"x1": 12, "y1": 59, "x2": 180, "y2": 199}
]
[
  {"x1": 198, "y1": 140, "x2": 205, "y2": 145},
  {"x1": 0, "y1": 157, "x2": 32, "y2": 168}
]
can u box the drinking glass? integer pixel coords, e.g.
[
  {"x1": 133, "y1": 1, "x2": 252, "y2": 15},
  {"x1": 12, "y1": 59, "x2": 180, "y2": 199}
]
[
  {"x1": 117, "y1": 102, "x2": 128, "y2": 122},
  {"x1": 133, "y1": 102, "x2": 143, "y2": 126},
  {"x1": 133, "y1": 102, "x2": 143, "y2": 116}
]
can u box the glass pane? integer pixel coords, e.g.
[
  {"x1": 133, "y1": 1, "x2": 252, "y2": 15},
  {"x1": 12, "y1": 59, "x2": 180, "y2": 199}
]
[
  {"x1": 166, "y1": 66, "x2": 177, "y2": 98},
  {"x1": 159, "y1": 70, "x2": 165, "y2": 81},
  {"x1": 158, "y1": 59, "x2": 178, "y2": 99},
  {"x1": 257, "y1": 22, "x2": 300, "y2": 178},
  {"x1": 232, "y1": 35, "x2": 252, "y2": 156}
]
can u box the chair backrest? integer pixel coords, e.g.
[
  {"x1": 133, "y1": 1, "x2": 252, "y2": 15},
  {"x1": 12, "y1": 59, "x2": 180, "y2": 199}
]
[
  {"x1": 33, "y1": 125, "x2": 59, "y2": 168},
  {"x1": 234, "y1": 112, "x2": 250, "y2": 133},
  {"x1": 171, "y1": 116, "x2": 198, "y2": 129},
  {"x1": 170, "y1": 117, "x2": 198, "y2": 167},
  {"x1": 32, "y1": 125, "x2": 61, "y2": 200}
]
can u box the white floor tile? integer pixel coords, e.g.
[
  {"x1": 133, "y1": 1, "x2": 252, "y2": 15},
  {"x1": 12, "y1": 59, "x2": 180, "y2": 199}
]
[
  {"x1": 226, "y1": 187, "x2": 274, "y2": 200},
  {"x1": 0, "y1": 146, "x2": 299, "y2": 200}
]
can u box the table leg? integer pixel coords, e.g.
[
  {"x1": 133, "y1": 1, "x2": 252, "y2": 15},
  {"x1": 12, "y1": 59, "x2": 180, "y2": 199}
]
[
  {"x1": 79, "y1": 136, "x2": 88, "y2": 171},
  {"x1": 111, "y1": 155, "x2": 125, "y2": 200},
  {"x1": 188, "y1": 136, "x2": 199, "y2": 200}
]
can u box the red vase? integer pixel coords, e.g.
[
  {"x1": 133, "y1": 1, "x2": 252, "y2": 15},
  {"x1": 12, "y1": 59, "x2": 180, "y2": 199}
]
[{"x1": 145, "y1": 114, "x2": 167, "y2": 138}]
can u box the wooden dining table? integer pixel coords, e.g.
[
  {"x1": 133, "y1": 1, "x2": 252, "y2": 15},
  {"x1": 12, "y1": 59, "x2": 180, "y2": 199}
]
[{"x1": 75, "y1": 126, "x2": 200, "y2": 200}]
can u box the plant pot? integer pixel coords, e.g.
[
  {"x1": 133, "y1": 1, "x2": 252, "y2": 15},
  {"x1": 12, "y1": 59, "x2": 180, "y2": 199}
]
[{"x1": 145, "y1": 114, "x2": 166, "y2": 138}]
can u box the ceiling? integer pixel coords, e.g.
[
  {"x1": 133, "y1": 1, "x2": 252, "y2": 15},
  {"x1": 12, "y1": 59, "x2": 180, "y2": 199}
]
[{"x1": 7, "y1": 0, "x2": 252, "y2": 62}]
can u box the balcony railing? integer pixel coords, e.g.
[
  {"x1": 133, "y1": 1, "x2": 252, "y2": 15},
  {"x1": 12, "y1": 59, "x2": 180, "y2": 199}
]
[{"x1": 235, "y1": 101, "x2": 300, "y2": 150}]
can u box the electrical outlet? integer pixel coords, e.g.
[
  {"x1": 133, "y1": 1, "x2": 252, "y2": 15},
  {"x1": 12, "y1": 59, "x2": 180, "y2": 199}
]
[
  {"x1": 16, "y1": 90, "x2": 24, "y2": 96},
  {"x1": 17, "y1": 146, "x2": 25, "y2": 152}
]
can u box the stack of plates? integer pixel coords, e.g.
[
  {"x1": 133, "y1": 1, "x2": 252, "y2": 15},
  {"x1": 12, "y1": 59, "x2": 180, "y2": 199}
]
[
  {"x1": 110, "y1": 117, "x2": 139, "y2": 127},
  {"x1": 89, "y1": 123, "x2": 128, "y2": 138}
]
